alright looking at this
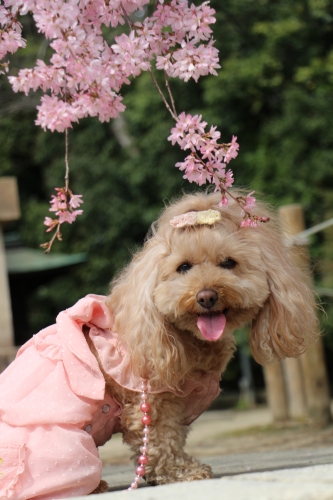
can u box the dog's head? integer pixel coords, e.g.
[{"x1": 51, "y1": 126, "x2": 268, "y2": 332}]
[{"x1": 107, "y1": 192, "x2": 318, "y2": 388}]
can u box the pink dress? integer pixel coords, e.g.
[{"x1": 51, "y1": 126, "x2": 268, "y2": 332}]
[{"x1": 0, "y1": 295, "x2": 220, "y2": 499}]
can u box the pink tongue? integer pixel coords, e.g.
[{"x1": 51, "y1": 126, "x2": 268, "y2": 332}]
[
  {"x1": 197, "y1": 313, "x2": 226, "y2": 341},
  {"x1": 197, "y1": 313, "x2": 227, "y2": 340}
]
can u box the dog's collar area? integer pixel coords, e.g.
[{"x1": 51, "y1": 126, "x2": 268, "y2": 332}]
[{"x1": 170, "y1": 210, "x2": 221, "y2": 228}]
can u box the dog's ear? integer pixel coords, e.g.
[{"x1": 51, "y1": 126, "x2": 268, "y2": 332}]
[
  {"x1": 107, "y1": 237, "x2": 188, "y2": 389},
  {"x1": 250, "y1": 229, "x2": 319, "y2": 365}
]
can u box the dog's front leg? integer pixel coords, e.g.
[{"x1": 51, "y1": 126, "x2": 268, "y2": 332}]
[{"x1": 121, "y1": 392, "x2": 213, "y2": 485}]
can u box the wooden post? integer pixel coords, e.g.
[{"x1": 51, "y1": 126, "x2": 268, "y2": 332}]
[
  {"x1": 0, "y1": 177, "x2": 20, "y2": 350},
  {"x1": 279, "y1": 204, "x2": 331, "y2": 426},
  {"x1": 282, "y1": 358, "x2": 307, "y2": 419},
  {"x1": 263, "y1": 362, "x2": 288, "y2": 421}
]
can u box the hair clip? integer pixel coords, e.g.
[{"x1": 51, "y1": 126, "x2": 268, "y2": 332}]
[{"x1": 170, "y1": 209, "x2": 222, "y2": 228}]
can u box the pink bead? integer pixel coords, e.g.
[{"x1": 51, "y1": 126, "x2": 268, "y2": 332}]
[
  {"x1": 143, "y1": 436, "x2": 150, "y2": 444},
  {"x1": 140, "y1": 402, "x2": 151, "y2": 413},
  {"x1": 140, "y1": 445, "x2": 148, "y2": 454},
  {"x1": 140, "y1": 392, "x2": 148, "y2": 400},
  {"x1": 140, "y1": 381, "x2": 148, "y2": 391},
  {"x1": 136, "y1": 466, "x2": 146, "y2": 476},
  {"x1": 142, "y1": 414, "x2": 152, "y2": 425},
  {"x1": 143, "y1": 426, "x2": 150, "y2": 434},
  {"x1": 138, "y1": 454, "x2": 149, "y2": 465},
  {"x1": 129, "y1": 483, "x2": 137, "y2": 490}
]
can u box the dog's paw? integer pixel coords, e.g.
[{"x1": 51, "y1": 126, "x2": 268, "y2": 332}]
[
  {"x1": 89, "y1": 479, "x2": 109, "y2": 494},
  {"x1": 174, "y1": 462, "x2": 213, "y2": 482},
  {"x1": 147, "y1": 459, "x2": 213, "y2": 484}
]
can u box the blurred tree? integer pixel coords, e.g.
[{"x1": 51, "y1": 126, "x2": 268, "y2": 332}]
[{"x1": 1, "y1": 0, "x2": 333, "y2": 384}]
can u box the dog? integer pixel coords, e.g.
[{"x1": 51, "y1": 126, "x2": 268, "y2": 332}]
[{"x1": 0, "y1": 192, "x2": 318, "y2": 498}]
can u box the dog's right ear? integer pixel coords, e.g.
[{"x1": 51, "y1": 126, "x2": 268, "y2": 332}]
[
  {"x1": 249, "y1": 228, "x2": 319, "y2": 365},
  {"x1": 106, "y1": 237, "x2": 187, "y2": 389}
]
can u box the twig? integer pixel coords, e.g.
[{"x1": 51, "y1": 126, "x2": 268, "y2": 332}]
[
  {"x1": 41, "y1": 223, "x2": 62, "y2": 254},
  {"x1": 120, "y1": 3, "x2": 176, "y2": 121},
  {"x1": 219, "y1": 186, "x2": 249, "y2": 214},
  {"x1": 149, "y1": 68, "x2": 178, "y2": 121},
  {"x1": 164, "y1": 71, "x2": 177, "y2": 117},
  {"x1": 120, "y1": 3, "x2": 133, "y2": 30},
  {"x1": 64, "y1": 128, "x2": 69, "y2": 192}
]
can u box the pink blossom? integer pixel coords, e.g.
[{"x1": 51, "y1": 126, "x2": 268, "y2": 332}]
[
  {"x1": 200, "y1": 142, "x2": 217, "y2": 160},
  {"x1": 44, "y1": 217, "x2": 58, "y2": 232},
  {"x1": 57, "y1": 209, "x2": 83, "y2": 224},
  {"x1": 0, "y1": 6, "x2": 9, "y2": 26},
  {"x1": 240, "y1": 217, "x2": 253, "y2": 228},
  {"x1": 224, "y1": 136, "x2": 239, "y2": 163},
  {"x1": 49, "y1": 193, "x2": 66, "y2": 212},
  {"x1": 185, "y1": 167, "x2": 210, "y2": 185},
  {"x1": 221, "y1": 169, "x2": 234, "y2": 189},
  {"x1": 244, "y1": 191, "x2": 256, "y2": 211},
  {"x1": 36, "y1": 96, "x2": 79, "y2": 132},
  {"x1": 171, "y1": 113, "x2": 239, "y2": 196},
  {"x1": 170, "y1": 41, "x2": 220, "y2": 82},
  {"x1": 69, "y1": 193, "x2": 83, "y2": 209},
  {"x1": 1, "y1": 0, "x2": 266, "y2": 236},
  {"x1": 168, "y1": 112, "x2": 207, "y2": 149},
  {"x1": 218, "y1": 195, "x2": 228, "y2": 207},
  {"x1": 46, "y1": 188, "x2": 84, "y2": 230},
  {"x1": 2, "y1": 0, "x2": 220, "y2": 130},
  {"x1": 185, "y1": 2, "x2": 216, "y2": 42}
]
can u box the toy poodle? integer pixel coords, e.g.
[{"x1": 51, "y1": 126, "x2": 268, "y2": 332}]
[{"x1": 0, "y1": 192, "x2": 318, "y2": 499}]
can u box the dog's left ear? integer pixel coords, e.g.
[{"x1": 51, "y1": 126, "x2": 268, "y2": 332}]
[
  {"x1": 250, "y1": 229, "x2": 319, "y2": 365},
  {"x1": 107, "y1": 235, "x2": 189, "y2": 389}
]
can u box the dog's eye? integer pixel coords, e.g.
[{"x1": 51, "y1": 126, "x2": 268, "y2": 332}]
[
  {"x1": 219, "y1": 258, "x2": 237, "y2": 269},
  {"x1": 177, "y1": 262, "x2": 193, "y2": 274}
]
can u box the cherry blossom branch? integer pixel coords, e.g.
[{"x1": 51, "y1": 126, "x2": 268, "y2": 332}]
[
  {"x1": 168, "y1": 112, "x2": 269, "y2": 227},
  {"x1": 41, "y1": 187, "x2": 84, "y2": 252},
  {"x1": 41, "y1": 130, "x2": 83, "y2": 252},
  {"x1": 0, "y1": 0, "x2": 267, "y2": 245}
]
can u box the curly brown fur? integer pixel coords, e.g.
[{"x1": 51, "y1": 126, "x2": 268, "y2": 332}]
[
  {"x1": 99, "y1": 191, "x2": 319, "y2": 486},
  {"x1": 89, "y1": 480, "x2": 109, "y2": 494}
]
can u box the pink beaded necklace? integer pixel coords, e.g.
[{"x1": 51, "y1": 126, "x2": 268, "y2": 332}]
[{"x1": 127, "y1": 379, "x2": 151, "y2": 490}]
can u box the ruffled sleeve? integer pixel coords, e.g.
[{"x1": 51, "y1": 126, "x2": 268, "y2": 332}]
[{"x1": 0, "y1": 295, "x2": 112, "y2": 427}]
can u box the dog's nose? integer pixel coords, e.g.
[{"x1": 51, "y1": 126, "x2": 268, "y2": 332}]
[{"x1": 196, "y1": 289, "x2": 218, "y2": 309}]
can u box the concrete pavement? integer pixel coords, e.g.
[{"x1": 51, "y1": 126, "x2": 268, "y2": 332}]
[
  {"x1": 91, "y1": 407, "x2": 333, "y2": 498},
  {"x1": 95, "y1": 464, "x2": 333, "y2": 500},
  {"x1": 102, "y1": 447, "x2": 333, "y2": 492}
]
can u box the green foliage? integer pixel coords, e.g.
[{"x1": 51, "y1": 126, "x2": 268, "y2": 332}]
[{"x1": 1, "y1": 0, "x2": 333, "y2": 367}]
